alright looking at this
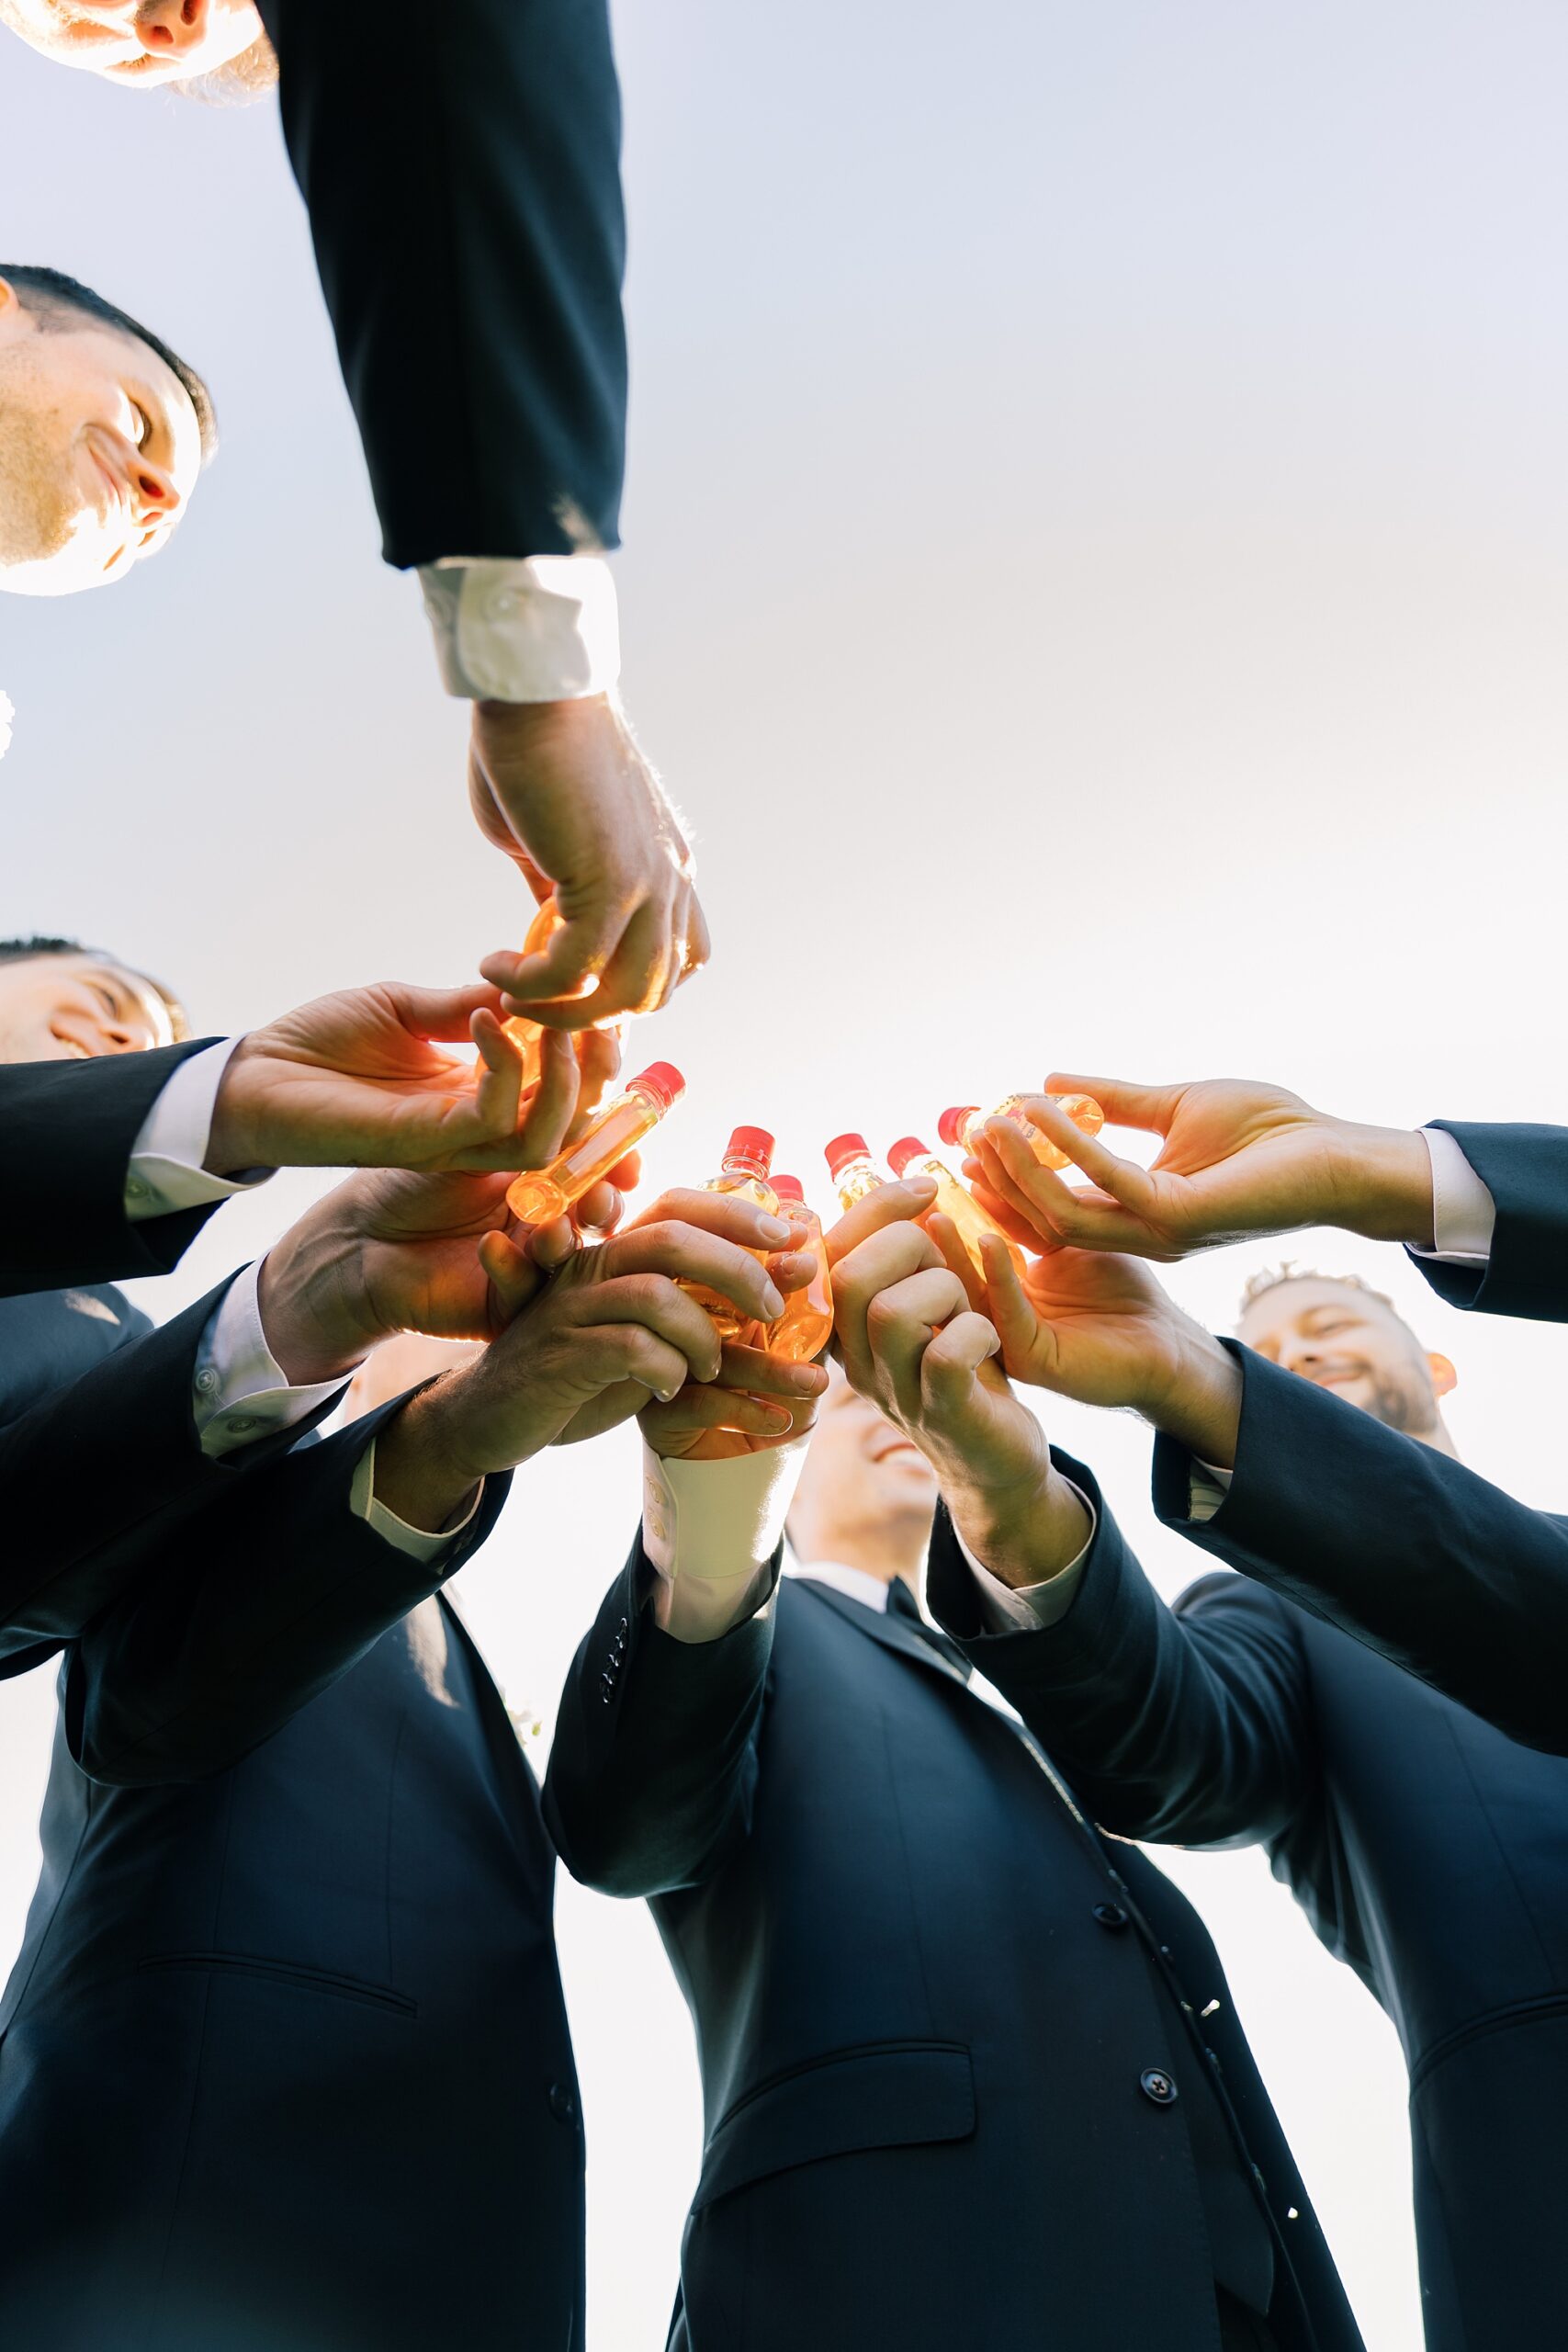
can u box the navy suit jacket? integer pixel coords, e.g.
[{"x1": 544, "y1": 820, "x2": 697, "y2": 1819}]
[
  {"x1": 0, "y1": 1300, "x2": 579, "y2": 2348},
  {"x1": 1412, "y1": 1120, "x2": 1568, "y2": 1321},
  {"x1": 0, "y1": 1280, "x2": 357, "y2": 1679},
  {"x1": 546, "y1": 1521, "x2": 1364, "y2": 2352},
  {"x1": 0, "y1": 1040, "x2": 224, "y2": 1297},
  {"x1": 255, "y1": 0, "x2": 626, "y2": 569},
  {"x1": 1145, "y1": 1344, "x2": 1568, "y2": 1753},
  {"x1": 934, "y1": 1475, "x2": 1568, "y2": 2352}
]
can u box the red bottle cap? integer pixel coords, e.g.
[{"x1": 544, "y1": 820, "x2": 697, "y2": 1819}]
[
  {"x1": 886, "y1": 1137, "x2": 932, "y2": 1178},
  {"x1": 824, "y1": 1132, "x2": 871, "y2": 1178},
  {"x1": 631, "y1": 1061, "x2": 686, "y2": 1114},
  {"x1": 937, "y1": 1104, "x2": 980, "y2": 1148},
  {"x1": 772, "y1": 1173, "x2": 806, "y2": 1204},
  {"x1": 726, "y1": 1125, "x2": 775, "y2": 1168}
]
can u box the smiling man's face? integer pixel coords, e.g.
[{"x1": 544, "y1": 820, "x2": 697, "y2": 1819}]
[
  {"x1": 0, "y1": 952, "x2": 181, "y2": 1063},
  {"x1": 1238, "y1": 1275, "x2": 1451, "y2": 1439},
  {"x1": 0, "y1": 0, "x2": 265, "y2": 87},
  {"x1": 0, "y1": 278, "x2": 205, "y2": 595},
  {"x1": 787, "y1": 1362, "x2": 941, "y2": 1565}
]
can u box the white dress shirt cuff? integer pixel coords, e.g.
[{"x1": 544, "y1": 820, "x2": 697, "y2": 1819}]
[
  {"x1": 418, "y1": 557, "x2": 622, "y2": 702},
  {"x1": 192, "y1": 1261, "x2": 355, "y2": 1461},
  {"x1": 1187, "y1": 1460, "x2": 1235, "y2": 1525},
  {"x1": 951, "y1": 1483, "x2": 1098, "y2": 1634},
  {"x1": 1412, "y1": 1126, "x2": 1496, "y2": 1265},
  {"x1": 349, "y1": 1436, "x2": 483, "y2": 1563},
  {"x1": 641, "y1": 1441, "x2": 809, "y2": 1644},
  {"x1": 125, "y1": 1037, "x2": 272, "y2": 1223}
]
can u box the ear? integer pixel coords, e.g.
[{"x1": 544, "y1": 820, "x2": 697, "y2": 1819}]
[
  {"x1": 0, "y1": 278, "x2": 17, "y2": 321},
  {"x1": 1427, "y1": 1351, "x2": 1457, "y2": 1399}
]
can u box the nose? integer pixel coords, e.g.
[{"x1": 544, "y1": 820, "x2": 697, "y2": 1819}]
[
  {"x1": 134, "y1": 0, "x2": 208, "y2": 53},
  {"x1": 130, "y1": 457, "x2": 182, "y2": 546}
]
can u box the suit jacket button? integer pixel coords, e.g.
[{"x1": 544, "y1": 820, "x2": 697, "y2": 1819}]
[
  {"x1": 1139, "y1": 2069, "x2": 1179, "y2": 2107},
  {"x1": 547, "y1": 2082, "x2": 577, "y2": 2124},
  {"x1": 1093, "y1": 1903, "x2": 1130, "y2": 1930}
]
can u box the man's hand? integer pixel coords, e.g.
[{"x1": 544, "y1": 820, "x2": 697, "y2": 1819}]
[
  {"x1": 382, "y1": 1193, "x2": 815, "y2": 1506},
  {"x1": 470, "y1": 695, "x2": 710, "y2": 1028},
  {"x1": 830, "y1": 1211, "x2": 1089, "y2": 1587},
  {"x1": 964, "y1": 1076, "x2": 1435, "y2": 1263},
  {"x1": 974, "y1": 1235, "x2": 1245, "y2": 1468},
  {"x1": 208, "y1": 979, "x2": 601, "y2": 1178},
  {"x1": 640, "y1": 1339, "x2": 828, "y2": 1463}
]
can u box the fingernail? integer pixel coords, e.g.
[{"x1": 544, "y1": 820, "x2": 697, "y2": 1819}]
[
  {"x1": 761, "y1": 1283, "x2": 785, "y2": 1318},
  {"x1": 758, "y1": 1215, "x2": 792, "y2": 1244},
  {"x1": 906, "y1": 1175, "x2": 938, "y2": 1198},
  {"x1": 792, "y1": 1364, "x2": 829, "y2": 1392}
]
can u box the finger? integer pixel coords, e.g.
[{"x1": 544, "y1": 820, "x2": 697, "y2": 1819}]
[
  {"x1": 604, "y1": 1151, "x2": 641, "y2": 1192},
  {"x1": 516, "y1": 1026, "x2": 581, "y2": 1165},
  {"x1": 864, "y1": 1264, "x2": 974, "y2": 1421},
  {"x1": 977, "y1": 1232, "x2": 1051, "y2": 1382},
  {"x1": 1015, "y1": 1095, "x2": 1161, "y2": 1206},
  {"x1": 1043, "y1": 1073, "x2": 1186, "y2": 1136},
  {"x1": 831, "y1": 1222, "x2": 948, "y2": 1383},
  {"x1": 573, "y1": 897, "x2": 676, "y2": 1023},
  {"x1": 924, "y1": 1209, "x2": 987, "y2": 1311},
  {"x1": 707, "y1": 1341, "x2": 830, "y2": 1399},
  {"x1": 641, "y1": 1386, "x2": 798, "y2": 1442},
  {"x1": 978, "y1": 1123, "x2": 1160, "y2": 1254},
  {"x1": 626, "y1": 1188, "x2": 794, "y2": 1253},
  {"x1": 962, "y1": 1173, "x2": 1060, "y2": 1259},
  {"x1": 377, "y1": 979, "x2": 507, "y2": 1044},
  {"x1": 676, "y1": 887, "x2": 712, "y2": 989},
  {"x1": 573, "y1": 1181, "x2": 625, "y2": 1237},
  {"x1": 572, "y1": 1324, "x2": 693, "y2": 1405},
  {"x1": 592, "y1": 1224, "x2": 790, "y2": 1325},
  {"x1": 920, "y1": 1310, "x2": 1002, "y2": 1412},
  {"x1": 525, "y1": 1216, "x2": 581, "y2": 1272},
  {"x1": 479, "y1": 900, "x2": 624, "y2": 1010},
  {"x1": 469, "y1": 1008, "x2": 525, "y2": 1141},
  {"x1": 572, "y1": 1026, "x2": 624, "y2": 1125},
  {"x1": 573, "y1": 1275, "x2": 728, "y2": 1385},
  {"x1": 477, "y1": 1230, "x2": 545, "y2": 1327},
  {"x1": 823, "y1": 1177, "x2": 939, "y2": 1268}
]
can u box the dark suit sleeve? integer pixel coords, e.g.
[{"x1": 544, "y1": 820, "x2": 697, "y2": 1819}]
[
  {"x1": 1153, "y1": 1341, "x2": 1568, "y2": 1753},
  {"x1": 66, "y1": 1396, "x2": 512, "y2": 1785},
  {"x1": 1410, "y1": 1121, "x2": 1568, "y2": 1321},
  {"x1": 543, "y1": 1539, "x2": 776, "y2": 1898},
  {"x1": 255, "y1": 0, "x2": 626, "y2": 570},
  {"x1": 925, "y1": 1455, "x2": 1314, "y2": 1848},
  {"x1": 0, "y1": 1041, "x2": 228, "y2": 1297},
  {"x1": 0, "y1": 1276, "x2": 342, "y2": 1672}
]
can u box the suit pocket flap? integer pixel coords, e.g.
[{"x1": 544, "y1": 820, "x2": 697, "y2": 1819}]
[{"x1": 694, "y1": 2041, "x2": 974, "y2": 2207}]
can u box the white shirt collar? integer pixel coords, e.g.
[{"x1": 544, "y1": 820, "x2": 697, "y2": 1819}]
[{"x1": 785, "y1": 1558, "x2": 897, "y2": 1614}]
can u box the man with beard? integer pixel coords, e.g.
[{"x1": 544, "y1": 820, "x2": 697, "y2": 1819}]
[
  {"x1": 959, "y1": 1077, "x2": 1568, "y2": 1744},
  {"x1": 926, "y1": 1227, "x2": 1568, "y2": 2352}
]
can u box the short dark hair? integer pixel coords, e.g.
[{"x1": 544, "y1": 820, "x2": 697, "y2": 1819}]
[
  {"x1": 0, "y1": 934, "x2": 191, "y2": 1040},
  {"x1": 0, "y1": 266, "x2": 217, "y2": 465}
]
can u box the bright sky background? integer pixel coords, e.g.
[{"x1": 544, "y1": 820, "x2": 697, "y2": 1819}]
[{"x1": 5, "y1": 6, "x2": 1568, "y2": 2345}]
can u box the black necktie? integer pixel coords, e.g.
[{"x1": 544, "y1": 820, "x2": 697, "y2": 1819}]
[{"x1": 884, "y1": 1576, "x2": 972, "y2": 1679}]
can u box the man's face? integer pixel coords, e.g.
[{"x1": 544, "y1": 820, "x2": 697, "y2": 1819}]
[
  {"x1": 0, "y1": 283, "x2": 203, "y2": 595},
  {"x1": 1239, "y1": 1277, "x2": 1449, "y2": 1439},
  {"x1": 789, "y1": 1365, "x2": 941, "y2": 1555},
  {"x1": 3, "y1": 0, "x2": 263, "y2": 86},
  {"x1": 0, "y1": 954, "x2": 175, "y2": 1064}
]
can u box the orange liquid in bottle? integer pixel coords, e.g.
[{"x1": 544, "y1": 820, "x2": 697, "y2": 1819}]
[
  {"x1": 886, "y1": 1137, "x2": 1028, "y2": 1279},
  {"x1": 761, "y1": 1176, "x2": 834, "y2": 1362},
  {"x1": 937, "y1": 1092, "x2": 1103, "y2": 1172},
  {"x1": 682, "y1": 1126, "x2": 781, "y2": 1340},
  {"x1": 506, "y1": 1062, "x2": 685, "y2": 1225},
  {"x1": 824, "y1": 1132, "x2": 888, "y2": 1211}
]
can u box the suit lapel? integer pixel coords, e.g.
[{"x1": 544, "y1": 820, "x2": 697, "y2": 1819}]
[{"x1": 796, "y1": 1578, "x2": 971, "y2": 1692}]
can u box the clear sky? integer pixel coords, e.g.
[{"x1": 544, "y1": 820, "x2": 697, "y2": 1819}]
[{"x1": 5, "y1": 6, "x2": 1568, "y2": 2344}]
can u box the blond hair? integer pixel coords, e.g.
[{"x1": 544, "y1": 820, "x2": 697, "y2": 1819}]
[{"x1": 1236, "y1": 1262, "x2": 1396, "y2": 1328}]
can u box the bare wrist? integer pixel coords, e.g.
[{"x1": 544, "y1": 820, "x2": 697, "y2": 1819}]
[
  {"x1": 204, "y1": 1035, "x2": 264, "y2": 1176},
  {"x1": 1143, "y1": 1329, "x2": 1244, "y2": 1468},
  {"x1": 371, "y1": 1382, "x2": 487, "y2": 1533},
  {"x1": 255, "y1": 1229, "x2": 378, "y2": 1389},
  {"x1": 1325, "y1": 1122, "x2": 1435, "y2": 1248},
  {"x1": 946, "y1": 1465, "x2": 1091, "y2": 1591}
]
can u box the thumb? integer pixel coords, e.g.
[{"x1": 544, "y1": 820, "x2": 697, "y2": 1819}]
[
  {"x1": 480, "y1": 905, "x2": 621, "y2": 1009},
  {"x1": 978, "y1": 1233, "x2": 1048, "y2": 1379},
  {"x1": 920, "y1": 1311, "x2": 1001, "y2": 1415},
  {"x1": 478, "y1": 1230, "x2": 544, "y2": 1329},
  {"x1": 1045, "y1": 1073, "x2": 1184, "y2": 1136}
]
